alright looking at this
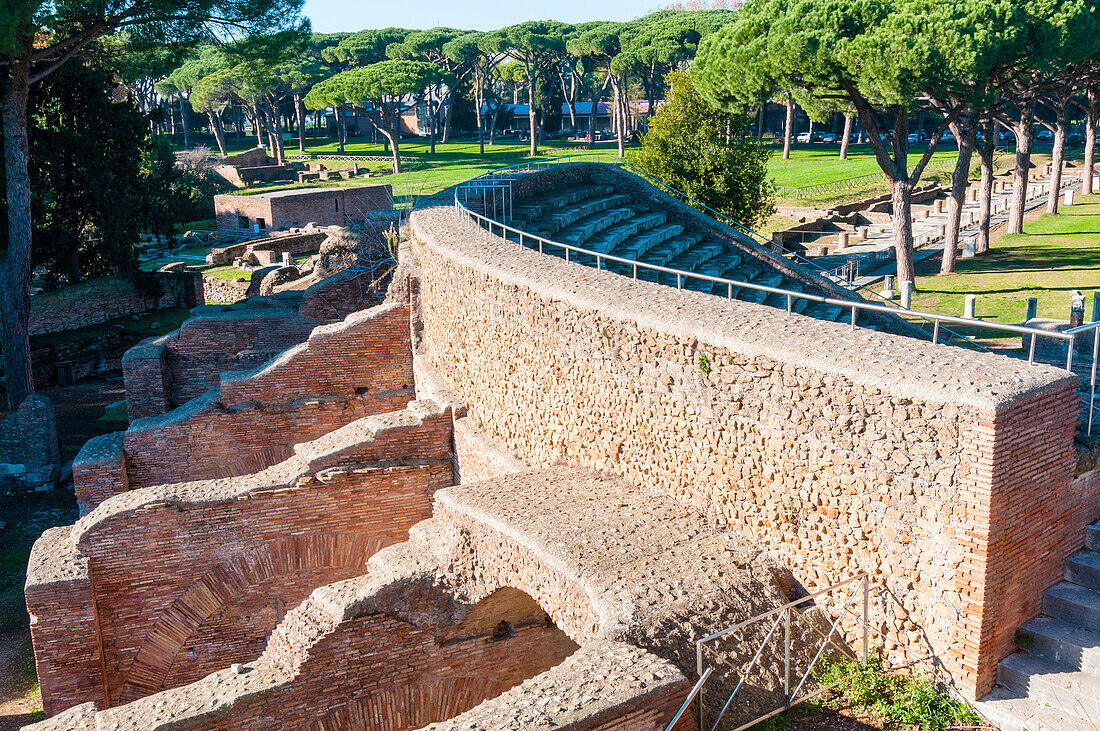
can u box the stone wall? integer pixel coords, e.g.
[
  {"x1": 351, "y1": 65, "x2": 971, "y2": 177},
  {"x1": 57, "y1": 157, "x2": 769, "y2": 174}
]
[
  {"x1": 81, "y1": 301, "x2": 414, "y2": 511},
  {"x1": 202, "y1": 276, "x2": 250, "y2": 304},
  {"x1": 124, "y1": 270, "x2": 388, "y2": 423},
  {"x1": 27, "y1": 467, "x2": 760, "y2": 730},
  {"x1": 29, "y1": 273, "x2": 203, "y2": 335},
  {"x1": 407, "y1": 195, "x2": 1089, "y2": 698},
  {"x1": 27, "y1": 400, "x2": 453, "y2": 714},
  {"x1": 0, "y1": 394, "x2": 59, "y2": 493},
  {"x1": 214, "y1": 185, "x2": 394, "y2": 231}
]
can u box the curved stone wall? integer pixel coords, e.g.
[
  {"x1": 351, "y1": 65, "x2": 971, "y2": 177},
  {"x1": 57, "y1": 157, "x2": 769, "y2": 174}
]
[{"x1": 407, "y1": 179, "x2": 1090, "y2": 698}]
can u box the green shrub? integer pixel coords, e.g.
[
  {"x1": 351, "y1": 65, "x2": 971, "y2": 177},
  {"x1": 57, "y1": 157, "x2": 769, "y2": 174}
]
[{"x1": 815, "y1": 658, "x2": 981, "y2": 730}]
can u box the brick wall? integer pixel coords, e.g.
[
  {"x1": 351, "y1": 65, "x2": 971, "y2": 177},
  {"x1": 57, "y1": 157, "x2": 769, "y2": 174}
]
[
  {"x1": 29, "y1": 401, "x2": 453, "y2": 712},
  {"x1": 120, "y1": 302, "x2": 414, "y2": 493},
  {"x1": 215, "y1": 186, "x2": 393, "y2": 231},
  {"x1": 408, "y1": 199, "x2": 1088, "y2": 699},
  {"x1": 123, "y1": 269, "x2": 385, "y2": 426},
  {"x1": 29, "y1": 273, "x2": 203, "y2": 335},
  {"x1": 70, "y1": 432, "x2": 127, "y2": 514}
]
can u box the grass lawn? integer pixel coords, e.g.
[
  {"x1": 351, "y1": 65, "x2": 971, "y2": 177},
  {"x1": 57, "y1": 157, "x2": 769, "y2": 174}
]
[
  {"x1": 768, "y1": 143, "x2": 962, "y2": 190},
  {"x1": 910, "y1": 195, "x2": 1100, "y2": 332}
]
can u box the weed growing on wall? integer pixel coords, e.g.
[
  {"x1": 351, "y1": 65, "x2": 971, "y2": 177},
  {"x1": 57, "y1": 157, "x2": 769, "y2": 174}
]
[
  {"x1": 698, "y1": 353, "x2": 711, "y2": 374},
  {"x1": 814, "y1": 658, "x2": 981, "y2": 730}
]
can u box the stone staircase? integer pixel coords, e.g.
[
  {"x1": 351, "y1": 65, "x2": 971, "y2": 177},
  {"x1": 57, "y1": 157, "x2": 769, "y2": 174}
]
[
  {"x1": 503, "y1": 184, "x2": 850, "y2": 325},
  {"x1": 976, "y1": 519, "x2": 1100, "y2": 730}
]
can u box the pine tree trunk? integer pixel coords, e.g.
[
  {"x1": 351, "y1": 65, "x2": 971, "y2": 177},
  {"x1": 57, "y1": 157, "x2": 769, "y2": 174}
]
[
  {"x1": 442, "y1": 88, "x2": 455, "y2": 144},
  {"x1": 941, "y1": 130, "x2": 974, "y2": 275},
  {"x1": 1009, "y1": 103, "x2": 1035, "y2": 234},
  {"x1": 1086, "y1": 87, "x2": 1098, "y2": 195},
  {"x1": 977, "y1": 122, "x2": 995, "y2": 255},
  {"x1": 295, "y1": 94, "x2": 305, "y2": 153},
  {"x1": 612, "y1": 78, "x2": 625, "y2": 158},
  {"x1": 180, "y1": 97, "x2": 191, "y2": 148},
  {"x1": 207, "y1": 110, "x2": 228, "y2": 155},
  {"x1": 840, "y1": 114, "x2": 853, "y2": 160},
  {"x1": 891, "y1": 178, "x2": 916, "y2": 285},
  {"x1": 0, "y1": 62, "x2": 35, "y2": 410},
  {"x1": 783, "y1": 101, "x2": 793, "y2": 160},
  {"x1": 427, "y1": 86, "x2": 436, "y2": 154},
  {"x1": 1048, "y1": 107, "x2": 1067, "y2": 215},
  {"x1": 337, "y1": 108, "x2": 346, "y2": 154},
  {"x1": 527, "y1": 70, "x2": 537, "y2": 156}
]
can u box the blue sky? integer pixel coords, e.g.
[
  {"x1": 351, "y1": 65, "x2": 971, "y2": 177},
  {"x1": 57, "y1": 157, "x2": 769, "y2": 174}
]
[{"x1": 301, "y1": 0, "x2": 662, "y2": 33}]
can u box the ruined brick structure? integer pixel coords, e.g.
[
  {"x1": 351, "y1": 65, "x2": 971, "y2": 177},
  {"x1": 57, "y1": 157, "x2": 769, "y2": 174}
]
[
  {"x1": 214, "y1": 185, "x2": 394, "y2": 232},
  {"x1": 24, "y1": 164, "x2": 1100, "y2": 729}
]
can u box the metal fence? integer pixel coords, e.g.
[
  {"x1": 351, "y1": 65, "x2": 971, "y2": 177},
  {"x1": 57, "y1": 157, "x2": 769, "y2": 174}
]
[{"x1": 453, "y1": 152, "x2": 1100, "y2": 434}]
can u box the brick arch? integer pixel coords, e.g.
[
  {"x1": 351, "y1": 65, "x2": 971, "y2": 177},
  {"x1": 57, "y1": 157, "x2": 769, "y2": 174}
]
[
  {"x1": 304, "y1": 677, "x2": 509, "y2": 731},
  {"x1": 119, "y1": 533, "x2": 383, "y2": 702}
]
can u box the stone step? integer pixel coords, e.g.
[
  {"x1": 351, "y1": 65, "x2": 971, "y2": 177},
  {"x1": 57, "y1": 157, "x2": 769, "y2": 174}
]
[
  {"x1": 511, "y1": 185, "x2": 613, "y2": 220},
  {"x1": 556, "y1": 207, "x2": 638, "y2": 246},
  {"x1": 613, "y1": 223, "x2": 685, "y2": 260},
  {"x1": 1087, "y1": 520, "x2": 1100, "y2": 552},
  {"x1": 696, "y1": 253, "x2": 743, "y2": 279},
  {"x1": 803, "y1": 303, "x2": 845, "y2": 322},
  {"x1": 1022, "y1": 615, "x2": 1100, "y2": 674},
  {"x1": 534, "y1": 194, "x2": 633, "y2": 235},
  {"x1": 644, "y1": 235, "x2": 702, "y2": 266},
  {"x1": 1068, "y1": 550, "x2": 1100, "y2": 591},
  {"x1": 974, "y1": 685, "x2": 1100, "y2": 731},
  {"x1": 997, "y1": 652, "x2": 1100, "y2": 720},
  {"x1": 1044, "y1": 581, "x2": 1100, "y2": 631},
  {"x1": 763, "y1": 285, "x2": 806, "y2": 310},
  {"x1": 666, "y1": 242, "x2": 725, "y2": 271},
  {"x1": 585, "y1": 212, "x2": 667, "y2": 255}
]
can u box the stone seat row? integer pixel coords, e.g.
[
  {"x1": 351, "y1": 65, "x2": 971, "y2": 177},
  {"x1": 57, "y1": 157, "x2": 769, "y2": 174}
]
[{"x1": 506, "y1": 184, "x2": 850, "y2": 324}]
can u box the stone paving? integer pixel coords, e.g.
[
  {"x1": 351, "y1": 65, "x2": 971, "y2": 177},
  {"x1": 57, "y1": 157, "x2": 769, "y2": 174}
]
[{"x1": 806, "y1": 171, "x2": 1081, "y2": 286}]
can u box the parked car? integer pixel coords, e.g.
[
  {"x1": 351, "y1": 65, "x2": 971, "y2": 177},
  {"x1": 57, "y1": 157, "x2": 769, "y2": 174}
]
[
  {"x1": 999, "y1": 130, "x2": 1016, "y2": 143},
  {"x1": 1036, "y1": 129, "x2": 1054, "y2": 141},
  {"x1": 820, "y1": 133, "x2": 838, "y2": 144},
  {"x1": 1068, "y1": 133, "x2": 1085, "y2": 148},
  {"x1": 940, "y1": 131, "x2": 956, "y2": 144},
  {"x1": 796, "y1": 132, "x2": 813, "y2": 143}
]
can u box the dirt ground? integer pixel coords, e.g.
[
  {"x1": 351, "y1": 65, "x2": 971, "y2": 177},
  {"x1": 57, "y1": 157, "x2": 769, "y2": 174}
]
[{"x1": 0, "y1": 373, "x2": 126, "y2": 731}]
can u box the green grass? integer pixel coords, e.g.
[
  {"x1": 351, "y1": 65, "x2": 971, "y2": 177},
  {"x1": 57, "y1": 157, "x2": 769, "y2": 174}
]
[
  {"x1": 204, "y1": 265, "x2": 251, "y2": 281},
  {"x1": 200, "y1": 136, "x2": 608, "y2": 202},
  {"x1": 911, "y1": 195, "x2": 1100, "y2": 331},
  {"x1": 768, "y1": 144, "x2": 962, "y2": 190}
]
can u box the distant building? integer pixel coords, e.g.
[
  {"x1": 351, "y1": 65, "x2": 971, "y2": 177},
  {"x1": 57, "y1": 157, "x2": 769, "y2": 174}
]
[{"x1": 214, "y1": 185, "x2": 394, "y2": 232}]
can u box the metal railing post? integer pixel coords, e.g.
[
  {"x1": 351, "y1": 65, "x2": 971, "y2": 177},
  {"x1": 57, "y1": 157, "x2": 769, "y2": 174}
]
[
  {"x1": 1029, "y1": 335, "x2": 1037, "y2": 364},
  {"x1": 1091, "y1": 328, "x2": 1099, "y2": 436},
  {"x1": 783, "y1": 607, "x2": 791, "y2": 703},
  {"x1": 862, "y1": 575, "x2": 869, "y2": 663},
  {"x1": 697, "y1": 641, "x2": 705, "y2": 731},
  {"x1": 1067, "y1": 340, "x2": 1075, "y2": 373},
  {"x1": 786, "y1": 294, "x2": 792, "y2": 316},
  {"x1": 932, "y1": 321, "x2": 940, "y2": 345}
]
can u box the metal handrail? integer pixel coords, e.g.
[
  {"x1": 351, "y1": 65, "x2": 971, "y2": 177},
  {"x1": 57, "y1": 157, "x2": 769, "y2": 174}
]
[
  {"x1": 675, "y1": 574, "x2": 872, "y2": 731},
  {"x1": 453, "y1": 187, "x2": 1078, "y2": 362},
  {"x1": 454, "y1": 152, "x2": 1100, "y2": 434},
  {"x1": 664, "y1": 667, "x2": 713, "y2": 731},
  {"x1": 467, "y1": 151, "x2": 988, "y2": 350}
]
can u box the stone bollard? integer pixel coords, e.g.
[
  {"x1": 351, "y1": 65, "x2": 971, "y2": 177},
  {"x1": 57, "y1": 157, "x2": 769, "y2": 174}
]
[
  {"x1": 281, "y1": 252, "x2": 291, "y2": 267},
  {"x1": 939, "y1": 225, "x2": 947, "y2": 238},
  {"x1": 934, "y1": 199, "x2": 944, "y2": 213},
  {"x1": 857, "y1": 227, "x2": 868, "y2": 241},
  {"x1": 837, "y1": 232, "x2": 849, "y2": 250},
  {"x1": 1093, "y1": 174, "x2": 1099, "y2": 194},
  {"x1": 969, "y1": 189, "x2": 978, "y2": 202},
  {"x1": 1066, "y1": 188, "x2": 1075, "y2": 206},
  {"x1": 900, "y1": 280, "x2": 914, "y2": 309},
  {"x1": 1026, "y1": 296, "x2": 1038, "y2": 322},
  {"x1": 964, "y1": 294, "x2": 977, "y2": 319},
  {"x1": 922, "y1": 209, "x2": 930, "y2": 219},
  {"x1": 962, "y1": 236, "x2": 977, "y2": 258},
  {"x1": 881, "y1": 274, "x2": 896, "y2": 299}
]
